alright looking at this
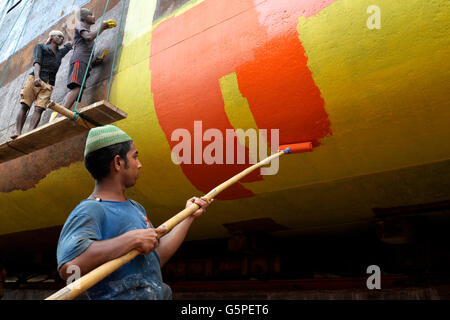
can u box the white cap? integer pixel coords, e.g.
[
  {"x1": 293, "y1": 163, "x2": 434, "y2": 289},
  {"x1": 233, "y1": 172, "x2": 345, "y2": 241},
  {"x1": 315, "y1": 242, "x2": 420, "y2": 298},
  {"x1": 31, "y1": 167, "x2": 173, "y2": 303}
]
[{"x1": 49, "y1": 30, "x2": 64, "y2": 38}]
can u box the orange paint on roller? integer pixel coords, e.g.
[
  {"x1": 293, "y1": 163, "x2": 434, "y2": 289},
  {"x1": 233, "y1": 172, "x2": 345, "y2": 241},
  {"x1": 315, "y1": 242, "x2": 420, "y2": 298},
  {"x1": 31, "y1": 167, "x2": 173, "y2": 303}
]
[{"x1": 279, "y1": 142, "x2": 313, "y2": 154}]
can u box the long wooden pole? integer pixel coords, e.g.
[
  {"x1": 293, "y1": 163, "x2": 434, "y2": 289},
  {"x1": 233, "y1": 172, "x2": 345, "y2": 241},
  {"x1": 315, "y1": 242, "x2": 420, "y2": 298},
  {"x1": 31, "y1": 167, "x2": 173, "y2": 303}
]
[{"x1": 45, "y1": 142, "x2": 313, "y2": 300}]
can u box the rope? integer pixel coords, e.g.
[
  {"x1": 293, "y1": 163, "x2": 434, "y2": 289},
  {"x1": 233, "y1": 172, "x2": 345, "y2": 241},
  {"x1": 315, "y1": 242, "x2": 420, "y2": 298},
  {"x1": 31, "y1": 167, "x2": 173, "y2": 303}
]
[
  {"x1": 71, "y1": 110, "x2": 80, "y2": 121},
  {"x1": 106, "y1": 0, "x2": 127, "y2": 101},
  {"x1": 0, "y1": 0, "x2": 33, "y2": 88},
  {"x1": 72, "y1": 0, "x2": 111, "y2": 119}
]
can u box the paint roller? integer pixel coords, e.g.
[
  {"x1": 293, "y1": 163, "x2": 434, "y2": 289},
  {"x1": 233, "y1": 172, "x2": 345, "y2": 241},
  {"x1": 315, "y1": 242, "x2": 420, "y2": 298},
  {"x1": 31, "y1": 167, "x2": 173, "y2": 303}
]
[
  {"x1": 104, "y1": 19, "x2": 117, "y2": 29},
  {"x1": 45, "y1": 142, "x2": 313, "y2": 300}
]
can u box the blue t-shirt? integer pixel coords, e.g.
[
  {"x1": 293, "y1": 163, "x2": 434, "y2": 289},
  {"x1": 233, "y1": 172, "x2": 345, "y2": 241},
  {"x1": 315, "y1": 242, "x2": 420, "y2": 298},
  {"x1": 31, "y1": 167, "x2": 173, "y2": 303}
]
[{"x1": 57, "y1": 199, "x2": 172, "y2": 300}]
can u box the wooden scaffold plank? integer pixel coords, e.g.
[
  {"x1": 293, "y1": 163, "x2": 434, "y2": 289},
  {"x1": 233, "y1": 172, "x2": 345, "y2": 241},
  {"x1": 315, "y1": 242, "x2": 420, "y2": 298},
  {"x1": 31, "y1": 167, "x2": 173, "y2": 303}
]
[{"x1": 0, "y1": 100, "x2": 127, "y2": 164}]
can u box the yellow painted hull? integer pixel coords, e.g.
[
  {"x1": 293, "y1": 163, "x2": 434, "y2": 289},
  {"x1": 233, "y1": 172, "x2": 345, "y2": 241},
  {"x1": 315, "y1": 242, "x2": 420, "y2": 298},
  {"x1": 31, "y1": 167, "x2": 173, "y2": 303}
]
[{"x1": 0, "y1": 0, "x2": 449, "y2": 240}]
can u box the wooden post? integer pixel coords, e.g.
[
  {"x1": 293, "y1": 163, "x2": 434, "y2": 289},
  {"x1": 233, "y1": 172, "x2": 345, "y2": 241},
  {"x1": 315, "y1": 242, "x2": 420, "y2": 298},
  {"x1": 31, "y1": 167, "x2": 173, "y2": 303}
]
[{"x1": 46, "y1": 101, "x2": 96, "y2": 129}]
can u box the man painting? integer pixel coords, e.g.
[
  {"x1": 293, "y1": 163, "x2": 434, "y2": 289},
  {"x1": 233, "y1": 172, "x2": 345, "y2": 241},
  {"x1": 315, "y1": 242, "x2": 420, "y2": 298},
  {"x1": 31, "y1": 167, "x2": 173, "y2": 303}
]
[{"x1": 57, "y1": 125, "x2": 213, "y2": 299}]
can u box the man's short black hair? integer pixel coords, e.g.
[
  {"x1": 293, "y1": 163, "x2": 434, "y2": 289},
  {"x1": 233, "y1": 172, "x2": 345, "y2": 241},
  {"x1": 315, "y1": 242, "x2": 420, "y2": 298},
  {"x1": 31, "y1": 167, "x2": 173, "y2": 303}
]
[{"x1": 84, "y1": 140, "x2": 132, "y2": 181}]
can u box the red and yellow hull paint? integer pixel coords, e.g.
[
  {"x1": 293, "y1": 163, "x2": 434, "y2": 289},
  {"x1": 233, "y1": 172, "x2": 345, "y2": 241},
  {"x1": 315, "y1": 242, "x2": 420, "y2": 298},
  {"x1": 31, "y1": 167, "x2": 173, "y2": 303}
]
[{"x1": 0, "y1": 0, "x2": 449, "y2": 240}]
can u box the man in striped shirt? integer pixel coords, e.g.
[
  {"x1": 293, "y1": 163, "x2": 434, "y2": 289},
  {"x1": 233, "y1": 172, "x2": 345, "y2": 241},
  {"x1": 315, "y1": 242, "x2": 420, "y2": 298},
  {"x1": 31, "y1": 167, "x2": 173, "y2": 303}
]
[{"x1": 61, "y1": 8, "x2": 115, "y2": 112}]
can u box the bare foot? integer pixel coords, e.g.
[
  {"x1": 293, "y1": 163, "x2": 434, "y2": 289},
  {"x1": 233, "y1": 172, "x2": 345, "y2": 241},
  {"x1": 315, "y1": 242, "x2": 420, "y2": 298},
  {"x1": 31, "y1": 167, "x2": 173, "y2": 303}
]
[{"x1": 10, "y1": 134, "x2": 19, "y2": 140}]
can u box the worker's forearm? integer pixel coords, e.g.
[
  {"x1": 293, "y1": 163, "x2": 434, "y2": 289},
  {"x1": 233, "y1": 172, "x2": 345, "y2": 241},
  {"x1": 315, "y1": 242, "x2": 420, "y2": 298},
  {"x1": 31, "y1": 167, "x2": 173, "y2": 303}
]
[
  {"x1": 86, "y1": 31, "x2": 98, "y2": 41},
  {"x1": 85, "y1": 26, "x2": 105, "y2": 41},
  {"x1": 59, "y1": 232, "x2": 137, "y2": 280},
  {"x1": 33, "y1": 64, "x2": 41, "y2": 79},
  {"x1": 64, "y1": 30, "x2": 73, "y2": 43},
  {"x1": 157, "y1": 216, "x2": 195, "y2": 267}
]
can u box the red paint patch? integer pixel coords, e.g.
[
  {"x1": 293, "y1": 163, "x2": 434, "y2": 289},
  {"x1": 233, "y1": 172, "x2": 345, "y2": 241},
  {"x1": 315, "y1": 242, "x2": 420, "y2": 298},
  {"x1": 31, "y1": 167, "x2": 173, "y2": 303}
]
[{"x1": 150, "y1": 0, "x2": 335, "y2": 199}]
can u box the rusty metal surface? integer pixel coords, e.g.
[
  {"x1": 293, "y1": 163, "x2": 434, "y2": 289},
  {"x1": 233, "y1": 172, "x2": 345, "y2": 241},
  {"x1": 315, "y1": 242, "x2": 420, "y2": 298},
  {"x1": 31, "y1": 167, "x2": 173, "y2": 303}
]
[{"x1": 0, "y1": 0, "x2": 127, "y2": 191}]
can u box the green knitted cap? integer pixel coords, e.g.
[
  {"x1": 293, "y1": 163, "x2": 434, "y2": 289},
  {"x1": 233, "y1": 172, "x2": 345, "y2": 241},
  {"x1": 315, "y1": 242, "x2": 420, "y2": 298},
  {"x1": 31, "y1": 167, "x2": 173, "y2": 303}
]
[{"x1": 84, "y1": 125, "x2": 132, "y2": 156}]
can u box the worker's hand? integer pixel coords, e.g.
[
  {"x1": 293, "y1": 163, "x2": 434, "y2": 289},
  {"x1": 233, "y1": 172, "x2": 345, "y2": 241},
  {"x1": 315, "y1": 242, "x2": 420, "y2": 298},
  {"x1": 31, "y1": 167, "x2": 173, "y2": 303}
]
[
  {"x1": 104, "y1": 19, "x2": 117, "y2": 29},
  {"x1": 186, "y1": 197, "x2": 214, "y2": 218},
  {"x1": 129, "y1": 228, "x2": 164, "y2": 255},
  {"x1": 91, "y1": 56, "x2": 104, "y2": 67},
  {"x1": 101, "y1": 21, "x2": 110, "y2": 30},
  {"x1": 34, "y1": 77, "x2": 42, "y2": 87}
]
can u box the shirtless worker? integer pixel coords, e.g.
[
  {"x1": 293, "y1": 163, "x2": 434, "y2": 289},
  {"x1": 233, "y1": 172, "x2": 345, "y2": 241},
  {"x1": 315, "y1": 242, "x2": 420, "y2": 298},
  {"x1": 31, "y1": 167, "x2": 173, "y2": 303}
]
[
  {"x1": 57, "y1": 125, "x2": 213, "y2": 299},
  {"x1": 10, "y1": 30, "x2": 72, "y2": 139},
  {"x1": 60, "y1": 8, "x2": 116, "y2": 113}
]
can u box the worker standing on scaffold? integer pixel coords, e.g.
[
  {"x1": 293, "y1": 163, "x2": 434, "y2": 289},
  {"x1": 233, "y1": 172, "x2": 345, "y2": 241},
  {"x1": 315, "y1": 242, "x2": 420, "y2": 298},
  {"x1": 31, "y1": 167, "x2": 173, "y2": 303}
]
[
  {"x1": 10, "y1": 29, "x2": 72, "y2": 139},
  {"x1": 60, "y1": 8, "x2": 116, "y2": 113}
]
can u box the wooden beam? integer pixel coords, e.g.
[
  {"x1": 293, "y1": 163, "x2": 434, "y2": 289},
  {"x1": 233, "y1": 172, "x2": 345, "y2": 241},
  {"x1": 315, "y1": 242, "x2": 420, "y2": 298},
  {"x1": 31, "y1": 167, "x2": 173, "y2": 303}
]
[{"x1": 0, "y1": 100, "x2": 127, "y2": 164}]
